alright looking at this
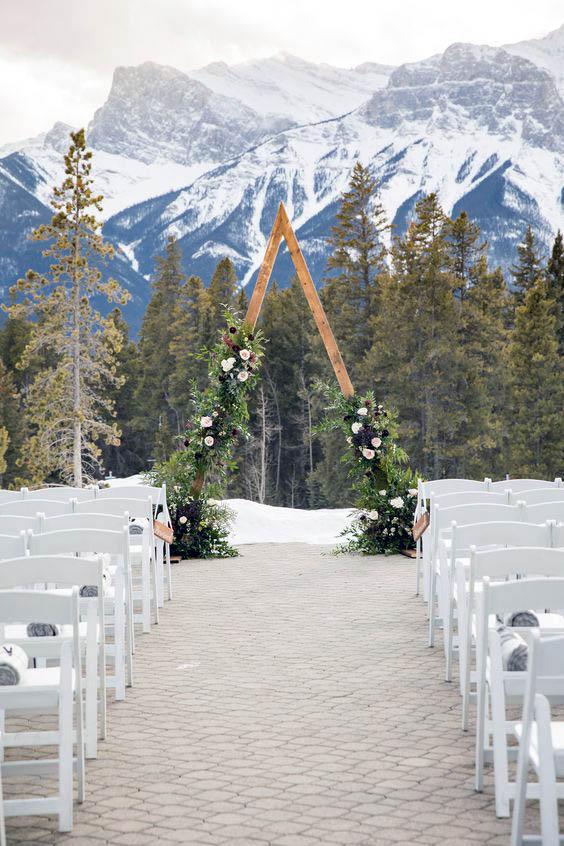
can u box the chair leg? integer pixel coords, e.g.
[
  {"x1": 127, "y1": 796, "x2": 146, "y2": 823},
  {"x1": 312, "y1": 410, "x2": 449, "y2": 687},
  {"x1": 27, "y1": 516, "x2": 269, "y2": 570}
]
[
  {"x1": 166, "y1": 543, "x2": 172, "y2": 601},
  {"x1": 428, "y1": 562, "x2": 437, "y2": 647},
  {"x1": 475, "y1": 680, "x2": 488, "y2": 793},
  {"x1": 58, "y1": 667, "x2": 73, "y2": 832},
  {"x1": 415, "y1": 538, "x2": 421, "y2": 596},
  {"x1": 490, "y1": 683, "x2": 510, "y2": 817}
]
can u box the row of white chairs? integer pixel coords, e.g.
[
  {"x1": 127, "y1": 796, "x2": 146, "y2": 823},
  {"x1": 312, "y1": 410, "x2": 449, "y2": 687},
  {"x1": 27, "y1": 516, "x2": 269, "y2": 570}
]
[
  {"x1": 414, "y1": 476, "x2": 564, "y2": 844},
  {"x1": 0, "y1": 482, "x2": 174, "y2": 836}
]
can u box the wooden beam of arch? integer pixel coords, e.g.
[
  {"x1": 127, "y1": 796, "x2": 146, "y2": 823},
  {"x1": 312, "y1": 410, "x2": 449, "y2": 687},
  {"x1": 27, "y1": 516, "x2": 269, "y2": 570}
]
[{"x1": 246, "y1": 202, "x2": 355, "y2": 399}]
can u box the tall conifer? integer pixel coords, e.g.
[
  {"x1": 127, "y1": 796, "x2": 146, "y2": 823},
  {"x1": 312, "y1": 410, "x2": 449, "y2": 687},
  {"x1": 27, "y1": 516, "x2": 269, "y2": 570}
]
[{"x1": 6, "y1": 129, "x2": 128, "y2": 485}]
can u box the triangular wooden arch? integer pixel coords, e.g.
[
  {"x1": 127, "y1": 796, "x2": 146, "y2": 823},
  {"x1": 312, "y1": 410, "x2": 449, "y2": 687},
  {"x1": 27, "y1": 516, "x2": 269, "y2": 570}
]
[{"x1": 246, "y1": 202, "x2": 355, "y2": 399}]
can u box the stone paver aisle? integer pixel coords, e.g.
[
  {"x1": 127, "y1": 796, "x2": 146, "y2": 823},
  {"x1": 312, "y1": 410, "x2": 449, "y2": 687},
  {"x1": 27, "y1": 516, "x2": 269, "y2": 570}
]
[{"x1": 9, "y1": 545, "x2": 516, "y2": 845}]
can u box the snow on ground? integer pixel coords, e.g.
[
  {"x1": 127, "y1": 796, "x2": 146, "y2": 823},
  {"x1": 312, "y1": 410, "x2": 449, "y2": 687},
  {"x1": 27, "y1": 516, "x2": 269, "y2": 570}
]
[
  {"x1": 104, "y1": 476, "x2": 354, "y2": 546},
  {"x1": 224, "y1": 499, "x2": 354, "y2": 546}
]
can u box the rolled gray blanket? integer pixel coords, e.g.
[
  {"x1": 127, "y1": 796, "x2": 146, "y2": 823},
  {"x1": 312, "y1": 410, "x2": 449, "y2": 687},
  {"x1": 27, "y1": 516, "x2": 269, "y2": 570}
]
[
  {"x1": 26, "y1": 623, "x2": 59, "y2": 637},
  {"x1": 497, "y1": 624, "x2": 528, "y2": 671},
  {"x1": 129, "y1": 524, "x2": 143, "y2": 535},
  {"x1": 504, "y1": 610, "x2": 540, "y2": 627},
  {"x1": 80, "y1": 567, "x2": 112, "y2": 598},
  {"x1": 0, "y1": 643, "x2": 29, "y2": 685}
]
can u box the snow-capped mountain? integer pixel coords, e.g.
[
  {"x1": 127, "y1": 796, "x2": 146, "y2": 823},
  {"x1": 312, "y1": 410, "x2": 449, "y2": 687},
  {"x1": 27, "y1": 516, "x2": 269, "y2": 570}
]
[
  {"x1": 505, "y1": 23, "x2": 564, "y2": 97},
  {"x1": 191, "y1": 52, "x2": 392, "y2": 124},
  {"x1": 1, "y1": 32, "x2": 563, "y2": 332}
]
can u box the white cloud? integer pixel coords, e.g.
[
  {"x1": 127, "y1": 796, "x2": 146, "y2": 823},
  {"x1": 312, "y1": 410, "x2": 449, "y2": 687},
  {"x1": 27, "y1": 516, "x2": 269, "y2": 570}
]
[{"x1": 0, "y1": 0, "x2": 562, "y2": 145}]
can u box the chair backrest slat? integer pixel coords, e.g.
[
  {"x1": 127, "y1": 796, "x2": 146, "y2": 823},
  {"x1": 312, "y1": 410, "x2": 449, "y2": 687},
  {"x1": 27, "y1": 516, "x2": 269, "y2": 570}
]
[
  {"x1": 525, "y1": 501, "x2": 564, "y2": 524},
  {"x1": 0, "y1": 532, "x2": 27, "y2": 560},
  {"x1": 490, "y1": 478, "x2": 562, "y2": 492},
  {"x1": 29, "y1": 527, "x2": 129, "y2": 557},
  {"x1": 514, "y1": 488, "x2": 564, "y2": 505},
  {"x1": 24, "y1": 486, "x2": 97, "y2": 502},
  {"x1": 74, "y1": 497, "x2": 152, "y2": 521},
  {"x1": 450, "y1": 520, "x2": 551, "y2": 553},
  {"x1": 0, "y1": 587, "x2": 77, "y2": 625},
  {"x1": 39, "y1": 512, "x2": 128, "y2": 535},
  {"x1": 0, "y1": 515, "x2": 37, "y2": 536},
  {"x1": 0, "y1": 500, "x2": 70, "y2": 518}
]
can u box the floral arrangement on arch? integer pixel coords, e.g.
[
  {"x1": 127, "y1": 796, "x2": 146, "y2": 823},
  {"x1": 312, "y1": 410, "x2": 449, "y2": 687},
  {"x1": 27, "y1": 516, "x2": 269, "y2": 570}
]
[
  {"x1": 316, "y1": 382, "x2": 417, "y2": 555},
  {"x1": 148, "y1": 312, "x2": 264, "y2": 558}
]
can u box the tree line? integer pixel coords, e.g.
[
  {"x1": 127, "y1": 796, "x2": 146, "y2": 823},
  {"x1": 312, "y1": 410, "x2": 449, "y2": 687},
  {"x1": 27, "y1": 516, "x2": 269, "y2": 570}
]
[{"x1": 0, "y1": 139, "x2": 562, "y2": 503}]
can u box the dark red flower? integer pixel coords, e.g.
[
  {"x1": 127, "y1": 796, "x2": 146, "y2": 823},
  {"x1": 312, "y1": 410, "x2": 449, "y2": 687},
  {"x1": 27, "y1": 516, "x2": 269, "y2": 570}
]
[
  {"x1": 229, "y1": 326, "x2": 237, "y2": 334},
  {"x1": 248, "y1": 333, "x2": 254, "y2": 341},
  {"x1": 231, "y1": 428, "x2": 238, "y2": 436}
]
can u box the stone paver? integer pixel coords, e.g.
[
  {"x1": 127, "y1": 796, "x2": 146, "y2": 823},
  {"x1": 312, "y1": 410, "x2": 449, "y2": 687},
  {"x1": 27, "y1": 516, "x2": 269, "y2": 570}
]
[{"x1": 3, "y1": 544, "x2": 547, "y2": 843}]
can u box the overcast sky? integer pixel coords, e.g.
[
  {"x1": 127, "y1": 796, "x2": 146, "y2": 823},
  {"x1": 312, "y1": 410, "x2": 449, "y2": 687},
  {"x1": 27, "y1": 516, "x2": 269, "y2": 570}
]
[{"x1": 1, "y1": 0, "x2": 562, "y2": 145}]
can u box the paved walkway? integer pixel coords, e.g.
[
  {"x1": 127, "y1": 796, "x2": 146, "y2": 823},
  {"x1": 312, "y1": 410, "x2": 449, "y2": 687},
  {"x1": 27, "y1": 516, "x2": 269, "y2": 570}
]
[{"x1": 6, "y1": 545, "x2": 527, "y2": 844}]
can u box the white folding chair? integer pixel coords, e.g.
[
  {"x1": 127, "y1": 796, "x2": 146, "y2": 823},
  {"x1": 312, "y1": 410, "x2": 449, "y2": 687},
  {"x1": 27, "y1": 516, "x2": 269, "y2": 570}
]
[
  {"x1": 428, "y1": 502, "x2": 525, "y2": 647},
  {"x1": 75, "y1": 498, "x2": 158, "y2": 633},
  {"x1": 490, "y1": 478, "x2": 563, "y2": 492},
  {"x1": 0, "y1": 533, "x2": 27, "y2": 560},
  {"x1": 98, "y1": 484, "x2": 172, "y2": 604},
  {"x1": 28, "y1": 529, "x2": 132, "y2": 702},
  {"x1": 0, "y1": 500, "x2": 70, "y2": 518},
  {"x1": 442, "y1": 521, "x2": 551, "y2": 683},
  {"x1": 514, "y1": 489, "x2": 564, "y2": 506},
  {"x1": 461, "y1": 545, "x2": 564, "y2": 736},
  {"x1": 415, "y1": 478, "x2": 490, "y2": 597},
  {"x1": 0, "y1": 491, "x2": 23, "y2": 503},
  {"x1": 23, "y1": 487, "x2": 98, "y2": 502},
  {"x1": 0, "y1": 514, "x2": 38, "y2": 536},
  {"x1": 474, "y1": 565, "x2": 564, "y2": 816},
  {"x1": 526, "y1": 502, "x2": 564, "y2": 525},
  {"x1": 512, "y1": 632, "x2": 564, "y2": 846},
  {"x1": 0, "y1": 554, "x2": 105, "y2": 761},
  {"x1": 0, "y1": 589, "x2": 83, "y2": 832}
]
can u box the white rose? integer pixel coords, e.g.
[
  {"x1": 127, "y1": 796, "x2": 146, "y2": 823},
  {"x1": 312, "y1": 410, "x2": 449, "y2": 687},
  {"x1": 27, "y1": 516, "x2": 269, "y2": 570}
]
[
  {"x1": 362, "y1": 448, "x2": 375, "y2": 459},
  {"x1": 357, "y1": 407, "x2": 368, "y2": 416},
  {"x1": 179, "y1": 515, "x2": 187, "y2": 525},
  {"x1": 408, "y1": 488, "x2": 418, "y2": 496},
  {"x1": 204, "y1": 435, "x2": 214, "y2": 446},
  {"x1": 237, "y1": 370, "x2": 249, "y2": 382},
  {"x1": 371, "y1": 437, "x2": 382, "y2": 448},
  {"x1": 390, "y1": 496, "x2": 404, "y2": 509},
  {"x1": 390, "y1": 528, "x2": 395, "y2": 534},
  {"x1": 221, "y1": 357, "x2": 236, "y2": 372},
  {"x1": 239, "y1": 349, "x2": 251, "y2": 361},
  {"x1": 367, "y1": 510, "x2": 379, "y2": 520},
  {"x1": 346, "y1": 436, "x2": 352, "y2": 445},
  {"x1": 379, "y1": 490, "x2": 387, "y2": 496},
  {"x1": 351, "y1": 422, "x2": 362, "y2": 434},
  {"x1": 200, "y1": 416, "x2": 213, "y2": 428}
]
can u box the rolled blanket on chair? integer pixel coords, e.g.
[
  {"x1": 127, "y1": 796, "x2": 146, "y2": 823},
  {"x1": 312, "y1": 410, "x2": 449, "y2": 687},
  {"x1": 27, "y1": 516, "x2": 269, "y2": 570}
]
[
  {"x1": 79, "y1": 567, "x2": 112, "y2": 598},
  {"x1": 0, "y1": 643, "x2": 29, "y2": 685},
  {"x1": 129, "y1": 522, "x2": 144, "y2": 536},
  {"x1": 496, "y1": 624, "x2": 528, "y2": 671},
  {"x1": 26, "y1": 622, "x2": 59, "y2": 637},
  {"x1": 504, "y1": 610, "x2": 540, "y2": 627}
]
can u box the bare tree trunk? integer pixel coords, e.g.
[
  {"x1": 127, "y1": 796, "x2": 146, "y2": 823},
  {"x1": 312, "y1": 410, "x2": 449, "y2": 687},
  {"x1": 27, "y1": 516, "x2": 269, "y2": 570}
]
[
  {"x1": 72, "y1": 173, "x2": 82, "y2": 487},
  {"x1": 258, "y1": 385, "x2": 267, "y2": 503}
]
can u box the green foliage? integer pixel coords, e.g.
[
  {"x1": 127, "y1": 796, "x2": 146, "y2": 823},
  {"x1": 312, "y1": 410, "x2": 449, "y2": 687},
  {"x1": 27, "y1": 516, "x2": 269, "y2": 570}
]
[
  {"x1": 147, "y1": 450, "x2": 237, "y2": 558},
  {"x1": 511, "y1": 225, "x2": 543, "y2": 302},
  {"x1": 506, "y1": 276, "x2": 563, "y2": 477},
  {"x1": 315, "y1": 381, "x2": 416, "y2": 554},
  {"x1": 147, "y1": 312, "x2": 264, "y2": 557}
]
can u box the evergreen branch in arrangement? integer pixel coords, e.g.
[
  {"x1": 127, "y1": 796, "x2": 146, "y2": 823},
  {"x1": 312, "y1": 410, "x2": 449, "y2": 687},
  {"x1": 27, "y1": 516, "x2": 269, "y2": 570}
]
[{"x1": 315, "y1": 380, "x2": 418, "y2": 555}]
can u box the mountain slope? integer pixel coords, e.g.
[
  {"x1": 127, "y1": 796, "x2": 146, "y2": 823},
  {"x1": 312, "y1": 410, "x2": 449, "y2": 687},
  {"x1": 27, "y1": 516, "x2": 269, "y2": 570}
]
[
  {"x1": 192, "y1": 52, "x2": 392, "y2": 124},
  {"x1": 505, "y1": 23, "x2": 564, "y2": 96}
]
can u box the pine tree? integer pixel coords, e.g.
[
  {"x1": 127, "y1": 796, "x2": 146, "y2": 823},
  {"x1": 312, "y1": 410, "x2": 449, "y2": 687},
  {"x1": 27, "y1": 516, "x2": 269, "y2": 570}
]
[
  {"x1": 446, "y1": 211, "x2": 485, "y2": 299},
  {"x1": 206, "y1": 257, "x2": 239, "y2": 338},
  {"x1": 169, "y1": 274, "x2": 209, "y2": 422},
  {"x1": 100, "y1": 309, "x2": 145, "y2": 477},
  {"x1": 6, "y1": 129, "x2": 128, "y2": 485},
  {"x1": 321, "y1": 161, "x2": 388, "y2": 387},
  {"x1": 134, "y1": 236, "x2": 185, "y2": 461},
  {"x1": 506, "y1": 276, "x2": 563, "y2": 477},
  {"x1": 367, "y1": 194, "x2": 462, "y2": 477},
  {"x1": 511, "y1": 225, "x2": 543, "y2": 302},
  {"x1": 547, "y1": 230, "x2": 564, "y2": 354}
]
